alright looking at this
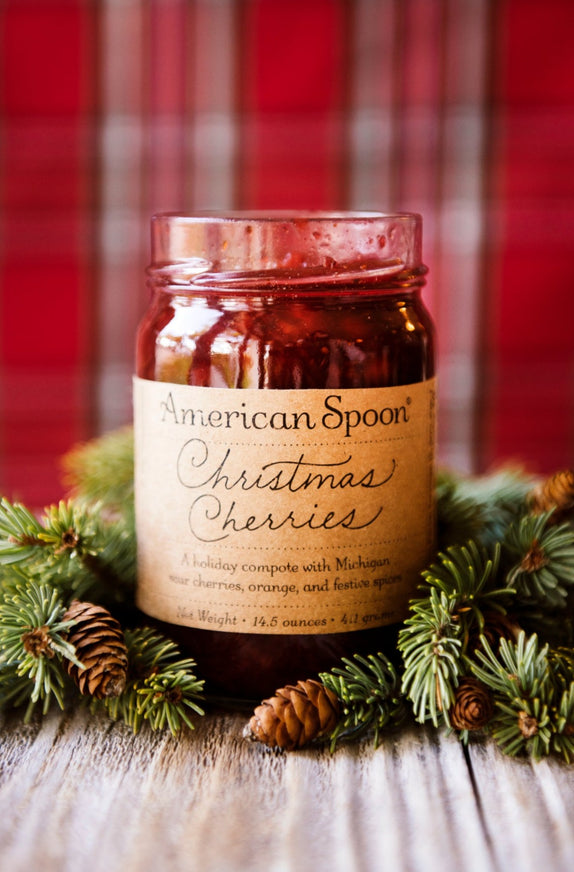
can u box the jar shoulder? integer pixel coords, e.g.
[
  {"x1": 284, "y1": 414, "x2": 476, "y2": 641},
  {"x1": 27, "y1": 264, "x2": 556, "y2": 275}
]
[{"x1": 137, "y1": 291, "x2": 434, "y2": 387}]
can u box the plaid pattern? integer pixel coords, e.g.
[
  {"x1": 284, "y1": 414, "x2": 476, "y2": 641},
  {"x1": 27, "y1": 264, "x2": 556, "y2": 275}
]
[{"x1": 1, "y1": 0, "x2": 574, "y2": 506}]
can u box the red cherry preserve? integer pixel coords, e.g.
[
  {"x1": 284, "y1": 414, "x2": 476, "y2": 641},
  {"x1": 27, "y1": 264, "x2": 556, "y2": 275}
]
[{"x1": 134, "y1": 212, "x2": 436, "y2": 700}]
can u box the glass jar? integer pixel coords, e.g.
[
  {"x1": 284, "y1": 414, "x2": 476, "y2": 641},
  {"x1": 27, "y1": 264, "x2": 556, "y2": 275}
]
[{"x1": 134, "y1": 212, "x2": 436, "y2": 700}]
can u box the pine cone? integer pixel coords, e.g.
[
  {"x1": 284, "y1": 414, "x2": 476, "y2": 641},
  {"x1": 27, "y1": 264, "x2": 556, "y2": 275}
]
[
  {"x1": 449, "y1": 678, "x2": 494, "y2": 731},
  {"x1": 62, "y1": 601, "x2": 128, "y2": 699},
  {"x1": 246, "y1": 679, "x2": 340, "y2": 750},
  {"x1": 529, "y1": 470, "x2": 574, "y2": 523}
]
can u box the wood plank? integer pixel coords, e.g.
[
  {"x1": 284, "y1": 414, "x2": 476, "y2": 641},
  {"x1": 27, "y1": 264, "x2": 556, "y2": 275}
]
[
  {"x1": 1, "y1": 708, "x2": 572, "y2": 872},
  {"x1": 468, "y1": 739, "x2": 574, "y2": 872}
]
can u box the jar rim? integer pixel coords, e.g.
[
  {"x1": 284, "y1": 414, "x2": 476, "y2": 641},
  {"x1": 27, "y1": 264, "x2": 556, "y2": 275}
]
[
  {"x1": 149, "y1": 211, "x2": 424, "y2": 281},
  {"x1": 151, "y1": 210, "x2": 421, "y2": 225}
]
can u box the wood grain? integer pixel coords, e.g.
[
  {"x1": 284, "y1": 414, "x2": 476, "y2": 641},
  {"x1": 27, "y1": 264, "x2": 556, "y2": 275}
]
[{"x1": 1, "y1": 708, "x2": 573, "y2": 872}]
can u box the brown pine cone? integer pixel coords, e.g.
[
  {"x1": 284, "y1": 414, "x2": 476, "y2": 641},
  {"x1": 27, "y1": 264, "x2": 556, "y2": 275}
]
[
  {"x1": 529, "y1": 469, "x2": 574, "y2": 523},
  {"x1": 449, "y1": 677, "x2": 494, "y2": 731},
  {"x1": 246, "y1": 679, "x2": 340, "y2": 751},
  {"x1": 62, "y1": 601, "x2": 128, "y2": 699}
]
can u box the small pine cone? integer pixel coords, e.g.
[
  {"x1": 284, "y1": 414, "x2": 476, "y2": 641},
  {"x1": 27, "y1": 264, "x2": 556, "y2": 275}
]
[
  {"x1": 529, "y1": 470, "x2": 574, "y2": 523},
  {"x1": 62, "y1": 601, "x2": 128, "y2": 699},
  {"x1": 246, "y1": 679, "x2": 340, "y2": 751},
  {"x1": 450, "y1": 678, "x2": 494, "y2": 731}
]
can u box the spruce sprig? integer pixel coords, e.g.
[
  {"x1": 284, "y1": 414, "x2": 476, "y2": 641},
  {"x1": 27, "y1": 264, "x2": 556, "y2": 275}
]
[
  {"x1": 504, "y1": 512, "x2": 574, "y2": 609},
  {"x1": 0, "y1": 498, "x2": 135, "y2": 604},
  {"x1": 472, "y1": 633, "x2": 550, "y2": 700},
  {"x1": 398, "y1": 542, "x2": 506, "y2": 726},
  {"x1": 320, "y1": 652, "x2": 406, "y2": 750},
  {"x1": 101, "y1": 627, "x2": 205, "y2": 735},
  {"x1": 399, "y1": 587, "x2": 463, "y2": 726},
  {"x1": 0, "y1": 498, "x2": 46, "y2": 565},
  {"x1": 471, "y1": 633, "x2": 556, "y2": 759},
  {"x1": 0, "y1": 581, "x2": 82, "y2": 719},
  {"x1": 437, "y1": 467, "x2": 534, "y2": 550},
  {"x1": 62, "y1": 425, "x2": 134, "y2": 512},
  {"x1": 137, "y1": 668, "x2": 206, "y2": 734}
]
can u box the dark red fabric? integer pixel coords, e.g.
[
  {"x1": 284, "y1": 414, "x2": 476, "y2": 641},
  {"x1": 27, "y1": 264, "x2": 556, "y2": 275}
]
[
  {"x1": 0, "y1": 2, "x2": 97, "y2": 504},
  {"x1": 237, "y1": 0, "x2": 350, "y2": 208},
  {"x1": 484, "y1": 0, "x2": 574, "y2": 472}
]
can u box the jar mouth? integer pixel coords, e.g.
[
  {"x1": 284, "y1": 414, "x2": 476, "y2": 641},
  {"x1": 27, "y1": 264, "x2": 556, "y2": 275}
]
[
  {"x1": 152, "y1": 209, "x2": 420, "y2": 223},
  {"x1": 149, "y1": 211, "x2": 424, "y2": 278}
]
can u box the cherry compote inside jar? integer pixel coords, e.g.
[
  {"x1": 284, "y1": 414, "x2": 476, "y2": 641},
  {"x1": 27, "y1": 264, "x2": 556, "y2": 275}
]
[{"x1": 134, "y1": 212, "x2": 436, "y2": 700}]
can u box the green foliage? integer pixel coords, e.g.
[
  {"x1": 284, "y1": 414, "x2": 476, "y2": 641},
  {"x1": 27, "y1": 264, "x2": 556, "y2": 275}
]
[
  {"x1": 0, "y1": 581, "x2": 81, "y2": 719},
  {"x1": 399, "y1": 587, "x2": 463, "y2": 726},
  {"x1": 471, "y1": 633, "x2": 574, "y2": 762},
  {"x1": 1, "y1": 426, "x2": 574, "y2": 761},
  {"x1": 62, "y1": 425, "x2": 134, "y2": 513},
  {"x1": 395, "y1": 502, "x2": 574, "y2": 751},
  {"x1": 0, "y1": 498, "x2": 46, "y2": 565},
  {"x1": 437, "y1": 467, "x2": 534, "y2": 550},
  {"x1": 320, "y1": 652, "x2": 406, "y2": 750},
  {"x1": 504, "y1": 512, "x2": 574, "y2": 610},
  {"x1": 436, "y1": 471, "x2": 485, "y2": 548},
  {"x1": 0, "y1": 498, "x2": 135, "y2": 605},
  {"x1": 0, "y1": 431, "x2": 201, "y2": 735},
  {"x1": 0, "y1": 582, "x2": 204, "y2": 734},
  {"x1": 548, "y1": 646, "x2": 574, "y2": 692},
  {"x1": 101, "y1": 628, "x2": 205, "y2": 735},
  {"x1": 398, "y1": 542, "x2": 506, "y2": 726}
]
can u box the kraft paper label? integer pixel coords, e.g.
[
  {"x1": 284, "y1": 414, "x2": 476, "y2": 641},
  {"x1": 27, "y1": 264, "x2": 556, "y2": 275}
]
[{"x1": 134, "y1": 376, "x2": 436, "y2": 634}]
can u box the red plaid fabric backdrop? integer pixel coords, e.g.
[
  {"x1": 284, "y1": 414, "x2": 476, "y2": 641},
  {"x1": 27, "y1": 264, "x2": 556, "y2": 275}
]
[{"x1": 1, "y1": 0, "x2": 573, "y2": 506}]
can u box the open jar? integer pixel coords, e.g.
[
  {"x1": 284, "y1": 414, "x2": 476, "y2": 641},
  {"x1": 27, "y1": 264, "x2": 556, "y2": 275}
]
[{"x1": 134, "y1": 212, "x2": 436, "y2": 700}]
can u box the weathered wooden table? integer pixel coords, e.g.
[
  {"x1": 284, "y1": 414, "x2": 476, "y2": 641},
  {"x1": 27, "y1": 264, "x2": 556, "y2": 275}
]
[{"x1": 1, "y1": 706, "x2": 573, "y2": 872}]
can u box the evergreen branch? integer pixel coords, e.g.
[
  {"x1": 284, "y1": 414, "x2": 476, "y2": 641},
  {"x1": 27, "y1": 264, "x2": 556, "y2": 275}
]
[
  {"x1": 39, "y1": 500, "x2": 101, "y2": 559},
  {"x1": 472, "y1": 632, "x2": 551, "y2": 699},
  {"x1": 0, "y1": 498, "x2": 46, "y2": 565},
  {"x1": 504, "y1": 512, "x2": 574, "y2": 610},
  {"x1": 436, "y1": 471, "x2": 484, "y2": 549},
  {"x1": 0, "y1": 581, "x2": 82, "y2": 718},
  {"x1": 62, "y1": 426, "x2": 134, "y2": 512},
  {"x1": 88, "y1": 514, "x2": 137, "y2": 598},
  {"x1": 0, "y1": 498, "x2": 135, "y2": 605},
  {"x1": 471, "y1": 633, "x2": 556, "y2": 759},
  {"x1": 3, "y1": 427, "x2": 574, "y2": 761},
  {"x1": 437, "y1": 467, "x2": 534, "y2": 550},
  {"x1": 399, "y1": 587, "x2": 464, "y2": 726},
  {"x1": 137, "y1": 669, "x2": 205, "y2": 734},
  {"x1": 320, "y1": 652, "x2": 406, "y2": 750},
  {"x1": 398, "y1": 542, "x2": 507, "y2": 726},
  {"x1": 101, "y1": 627, "x2": 205, "y2": 734},
  {"x1": 492, "y1": 698, "x2": 553, "y2": 759},
  {"x1": 422, "y1": 540, "x2": 504, "y2": 602}
]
